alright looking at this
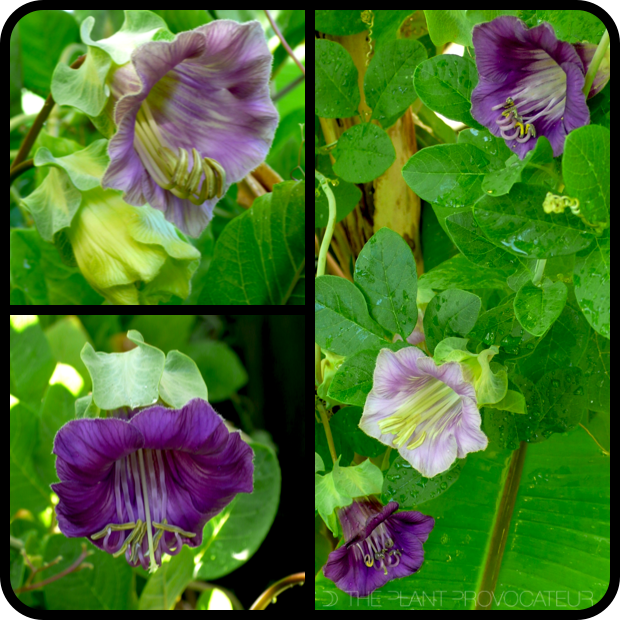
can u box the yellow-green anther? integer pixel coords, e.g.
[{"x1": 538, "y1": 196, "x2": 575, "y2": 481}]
[
  {"x1": 187, "y1": 149, "x2": 204, "y2": 196},
  {"x1": 153, "y1": 521, "x2": 197, "y2": 538},
  {"x1": 92, "y1": 522, "x2": 137, "y2": 540},
  {"x1": 112, "y1": 519, "x2": 144, "y2": 558},
  {"x1": 204, "y1": 157, "x2": 226, "y2": 198}
]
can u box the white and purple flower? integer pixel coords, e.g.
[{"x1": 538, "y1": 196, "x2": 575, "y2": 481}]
[
  {"x1": 471, "y1": 16, "x2": 593, "y2": 159},
  {"x1": 102, "y1": 20, "x2": 279, "y2": 237},
  {"x1": 359, "y1": 346, "x2": 489, "y2": 478}
]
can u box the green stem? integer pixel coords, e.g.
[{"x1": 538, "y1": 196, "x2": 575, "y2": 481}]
[
  {"x1": 315, "y1": 170, "x2": 337, "y2": 278},
  {"x1": 10, "y1": 159, "x2": 35, "y2": 185},
  {"x1": 10, "y1": 55, "x2": 86, "y2": 173},
  {"x1": 249, "y1": 572, "x2": 305, "y2": 610},
  {"x1": 531, "y1": 259, "x2": 546, "y2": 286},
  {"x1": 316, "y1": 400, "x2": 337, "y2": 465},
  {"x1": 582, "y1": 29, "x2": 609, "y2": 98},
  {"x1": 264, "y1": 10, "x2": 305, "y2": 76}
]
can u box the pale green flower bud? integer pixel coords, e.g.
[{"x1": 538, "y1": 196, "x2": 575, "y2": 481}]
[{"x1": 67, "y1": 188, "x2": 200, "y2": 305}]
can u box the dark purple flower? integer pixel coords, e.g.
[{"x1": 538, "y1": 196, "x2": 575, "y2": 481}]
[
  {"x1": 102, "y1": 20, "x2": 279, "y2": 237},
  {"x1": 51, "y1": 398, "x2": 254, "y2": 572},
  {"x1": 471, "y1": 16, "x2": 590, "y2": 159},
  {"x1": 323, "y1": 496, "x2": 434, "y2": 598}
]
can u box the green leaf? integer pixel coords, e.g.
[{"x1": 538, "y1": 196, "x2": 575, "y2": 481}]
[
  {"x1": 423, "y1": 289, "x2": 481, "y2": 354},
  {"x1": 315, "y1": 531, "x2": 333, "y2": 578},
  {"x1": 44, "y1": 535, "x2": 134, "y2": 610},
  {"x1": 354, "y1": 227, "x2": 418, "y2": 340},
  {"x1": 151, "y1": 9, "x2": 212, "y2": 33},
  {"x1": 316, "y1": 452, "x2": 325, "y2": 474},
  {"x1": 487, "y1": 388, "x2": 527, "y2": 414},
  {"x1": 314, "y1": 39, "x2": 360, "y2": 118},
  {"x1": 332, "y1": 123, "x2": 396, "y2": 183},
  {"x1": 9, "y1": 315, "x2": 55, "y2": 405},
  {"x1": 127, "y1": 315, "x2": 195, "y2": 353},
  {"x1": 517, "y1": 302, "x2": 590, "y2": 379},
  {"x1": 21, "y1": 140, "x2": 112, "y2": 243},
  {"x1": 158, "y1": 350, "x2": 209, "y2": 409},
  {"x1": 420, "y1": 254, "x2": 508, "y2": 291},
  {"x1": 382, "y1": 457, "x2": 467, "y2": 507},
  {"x1": 365, "y1": 39, "x2": 427, "y2": 125},
  {"x1": 182, "y1": 341, "x2": 248, "y2": 403},
  {"x1": 562, "y1": 125, "x2": 610, "y2": 230},
  {"x1": 328, "y1": 349, "x2": 379, "y2": 407},
  {"x1": 573, "y1": 231, "x2": 610, "y2": 339},
  {"x1": 10, "y1": 229, "x2": 105, "y2": 306},
  {"x1": 482, "y1": 137, "x2": 554, "y2": 197},
  {"x1": 51, "y1": 46, "x2": 112, "y2": 118},
  {"x1": 521, "y1": 10, "x2": 605, "y2": 44},
  {"x1": 315, "y1": 459, "x2": 383, "y2": 536},
  {"x1": 578, "y1": 330, "x2": 610, "y2": 414},
  {"x1": 195, "y1": 443, "x2": 280, "y2": 580},
  {"x1": 473, "y1": 184, "x2": 595, "y2": 258},
  {"x1": 139, "y1": 547, "x2": 195, "y2": 609},
  {"x1": 81, "y1": 329, "x2": 166, "y2": 410},
  {"x1": 315, "y1": 275, "x2": 387, "y2": 356},
  {"x1": 316, "y1": 425, "x2": 610, "y2": 609},
  {"x1": 420, "y1": 201, "x2": 459, "y2": 271},
  {"x1": 10, "y1": 401, "x2": 50, "y2": 519},
  {"x1": 514, "y1": 278, "x2": 567, "y2": 337},
  {"x1": 588, "y1": 80, "x2": 610, "y2": 129},
  {"x1": 417, "y1": 104, "x2": 457, "y2": 144},
  {"x1": 482, "y1": 408, "x2": 520, "y2": 449},
  {"x1": 314, "y1": 10, "x2": 366, "y2": 36},
  {"x1": 424, "y1": 10, "x2": 518, "y2": 47},
  {"x1": 18, "y1": 10, "x2": 80, "y2": 98},
  {"x1": 442, "y1": 209, "x2": 526, "y2": 272},
  {"x1": 469, "y1": 294, "x2": 541, "y2": 359},
  {"x1": 371, "y1": 11, "x2": 418, "y2": 50},
  {"x1": 423, "y1": 10, "x2": 473, "y2": 47},
  {"x1": 330, "y1": 406, "x2": 386, "y2": 458},
  {"x1": 44, "y1": 315, "x2": 93, "y2": 392},
  {"x1": 413, "y1": 55, "x2": 482, "y2": 128},
  {"x1": 73, "y1": 10, "x2": 125, "y2": 39},
  {"x1": 200, "y1": 181, "x2": 304, "y2": 305},
  {"x1": 536, "y1": 368, "x2": 586, "y2": 434},
  {"x1": 403, "y1": 144, "x2": 491, "y2": 207},
  {"x1": 35, "y1": 383, "x2": 77, "y2": 486},
  {"x1": 81, "y1": 10, "x2": 173, "y2": 66},
  {"x1": 458, "y1": 128, "x2": 512, "y2": 168}
]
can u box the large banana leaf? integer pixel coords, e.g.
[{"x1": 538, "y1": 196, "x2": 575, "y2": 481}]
[{"x1": 314, "y1": 425, "x2": 610, "y2": 610}]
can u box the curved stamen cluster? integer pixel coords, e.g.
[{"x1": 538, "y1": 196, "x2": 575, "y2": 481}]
[
  {"x1": 377, "y1": 375, "x2": 461, "y2": 450},
  {"x1": 134, "y1": 101, "x2": 226, "y2": 206},
  {"x1": 354, "y1": 527, "x2": 402, "y2": 576},
  {"x1": 91, "y1": 448, "x2": 196, "y2": 572},
  {"x1": 492, "y1": 97, "x2": 537, "y2": 143}
]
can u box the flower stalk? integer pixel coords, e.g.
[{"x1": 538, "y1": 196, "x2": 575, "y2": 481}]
[{"x1": 582, "y1": 29, "x2": 609, "y2": 98}]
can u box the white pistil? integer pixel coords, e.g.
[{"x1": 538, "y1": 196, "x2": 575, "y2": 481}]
[{"x1": 137, "y1": 449, "x2": 157, "y2": 573}]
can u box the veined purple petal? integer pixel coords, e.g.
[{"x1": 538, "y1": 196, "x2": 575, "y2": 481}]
[
  {"x1": 359, "y1": 348, "x2": 488, "y2": 478},
  {"x1": 470, "y1": 16, "x2": 590, "y2": 158},
  {"x1": 51, "y1": 398, "x2": 254, "y2": 571},
  {"x1": 102, "y1": 20, "x2": 279, "y2": 237},
  {"x1": 323, "y1": 496, "x2": 434, "y2": 598}
]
